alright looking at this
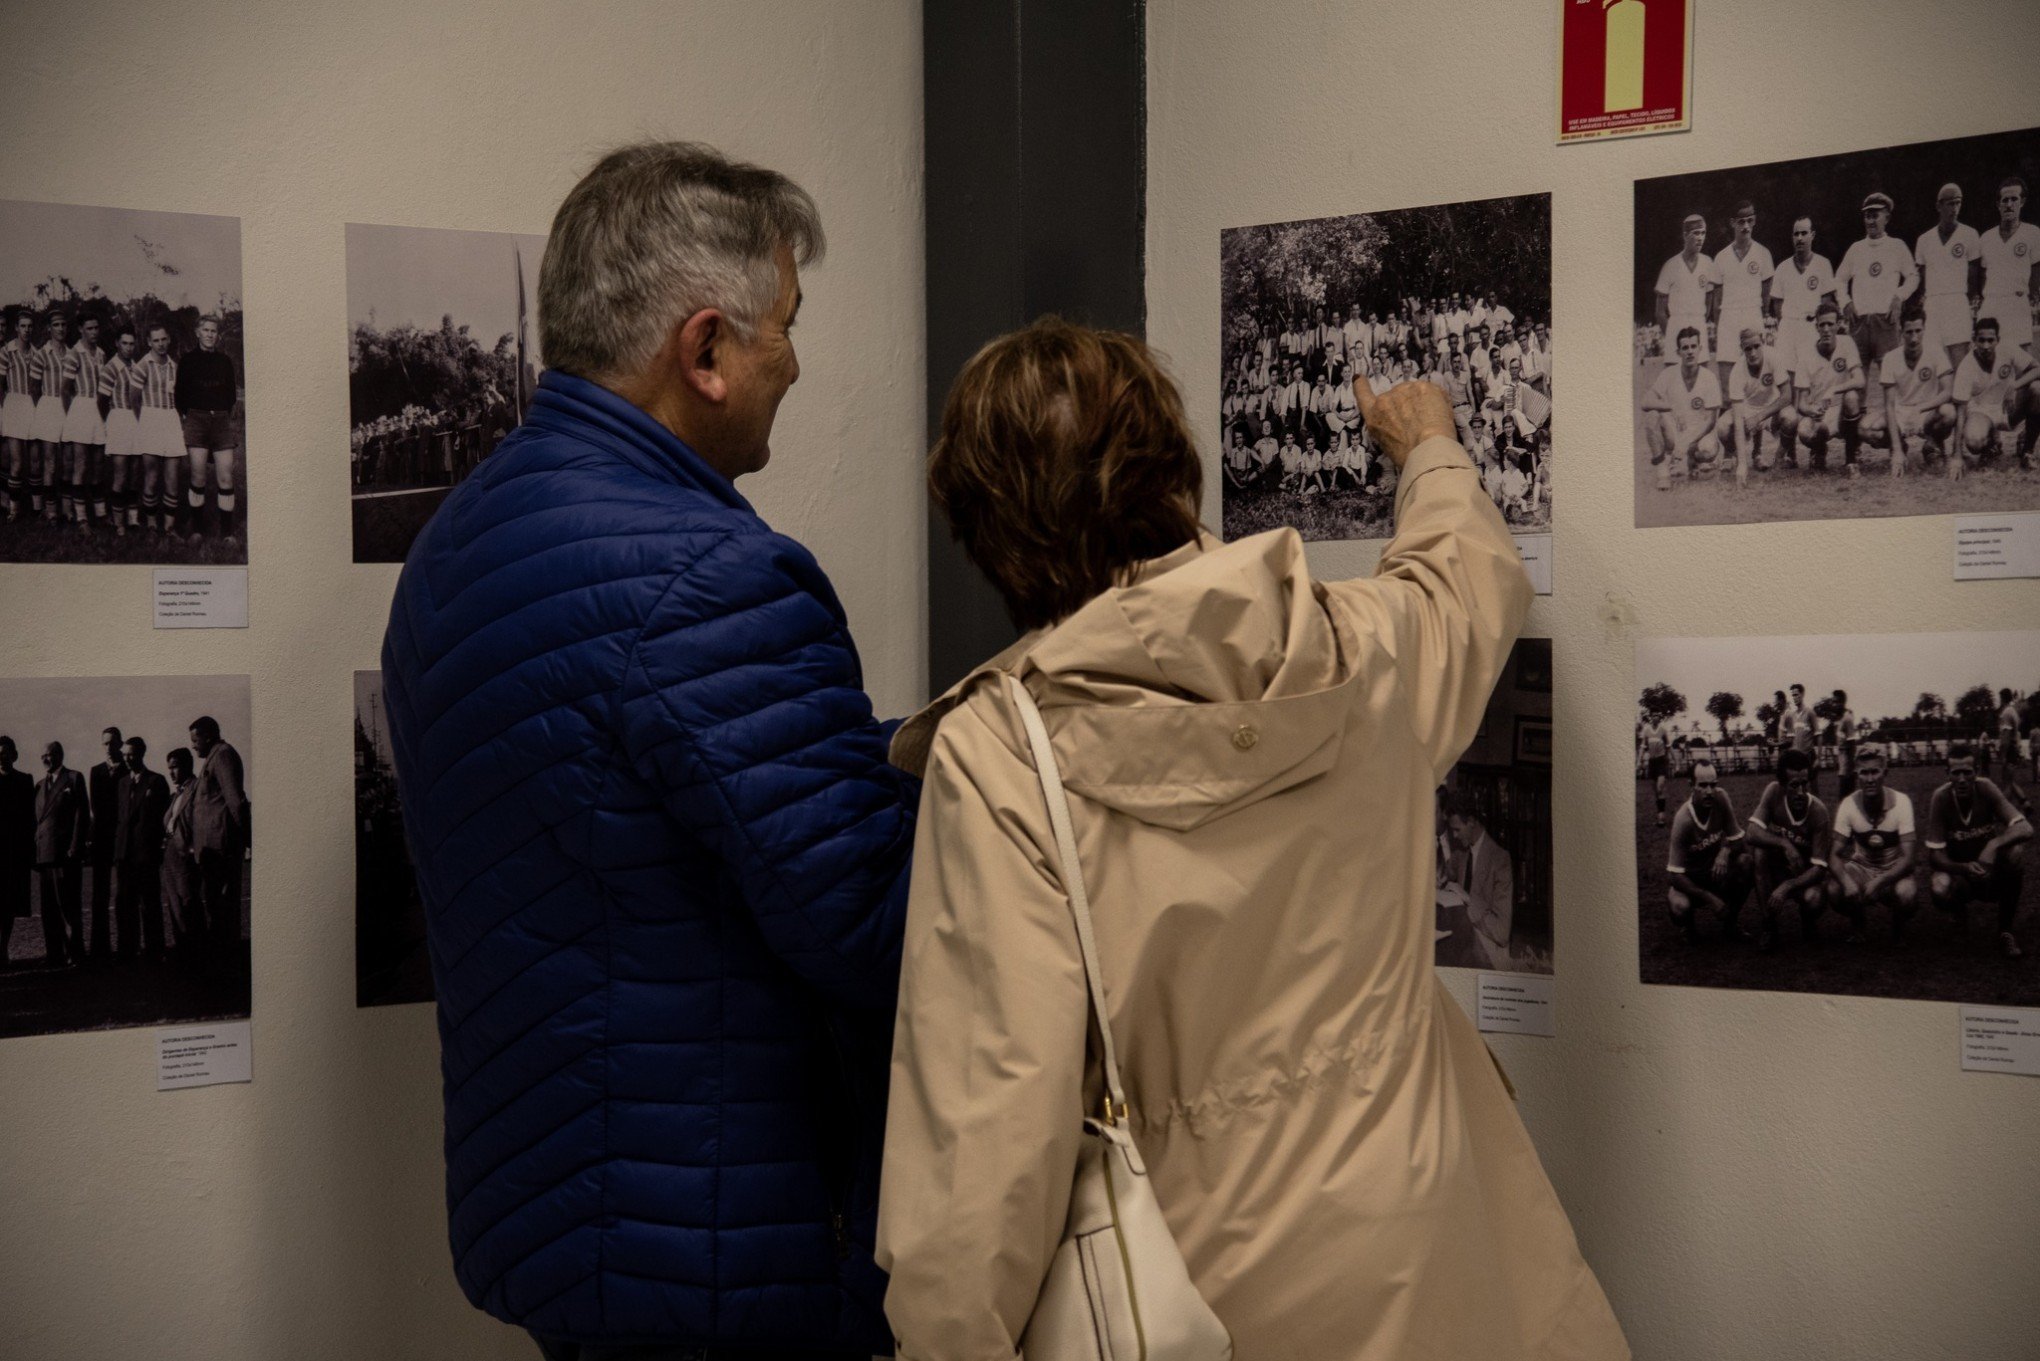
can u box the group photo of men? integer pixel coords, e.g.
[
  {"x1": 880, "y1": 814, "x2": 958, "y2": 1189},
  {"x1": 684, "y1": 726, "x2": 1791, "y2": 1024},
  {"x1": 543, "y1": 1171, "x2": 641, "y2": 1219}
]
[
  {"x1": 0, "y1": 676, "x2": 253, "y2": 1039},
  {"x1": 347, "y1": 222, "x2": 543, "y2": 563},
  {"x1": 1634, "y1": 632, "x2": 2039, "y2": 1007},
  {"x1": 1220, "y1": 192, "x2": 1552, "y2": 543},
  {"x1": 1632, "y1": 126, "x2": 2040, "y2": 529},
  {"x1": 0, "y1": 199, "x2": 247, "y2": 565}
]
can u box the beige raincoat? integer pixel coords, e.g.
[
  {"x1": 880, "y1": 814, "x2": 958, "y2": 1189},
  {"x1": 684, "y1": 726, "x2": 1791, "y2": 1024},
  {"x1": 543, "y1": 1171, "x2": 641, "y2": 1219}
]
[{"x1": 876, "y1": 437, "x2": 1628, "y2": 1361}]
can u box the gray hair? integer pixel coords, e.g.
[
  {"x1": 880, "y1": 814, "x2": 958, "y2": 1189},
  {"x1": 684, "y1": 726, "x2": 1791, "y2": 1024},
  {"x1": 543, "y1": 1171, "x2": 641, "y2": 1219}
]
[{"x1": 539, "y1": 141, "x2": 824, "y2": 381}]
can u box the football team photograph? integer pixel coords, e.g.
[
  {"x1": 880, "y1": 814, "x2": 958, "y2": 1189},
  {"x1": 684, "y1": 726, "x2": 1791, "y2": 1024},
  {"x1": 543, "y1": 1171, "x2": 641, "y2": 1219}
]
[
  {"x1": 347, "y1": 221, "x2": 544, "y2": 562},
  {"x1": 0, "y1": 674, "x2": 253, "y2": 1040},
  {"x1": 1635, "y1": 631, "x2": 2038, "y2": 1007},
  {"x1": 1632, "y1": 126, "x2": 2040, "y2": 529},
  {"x1": 0, "y1": 198, "x2": 247, "y2": 564},
  {"x1": 1220, "y1": 192, "x2": 1552, "y2": 544}
]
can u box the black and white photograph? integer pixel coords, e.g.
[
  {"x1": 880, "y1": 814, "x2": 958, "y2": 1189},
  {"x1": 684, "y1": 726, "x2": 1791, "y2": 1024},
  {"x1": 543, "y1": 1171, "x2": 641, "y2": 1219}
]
[
  {"x1": 355, "y1": 670, "x2": 428, "y2": 1007},
  {"x1": 1635, "y1": 632, "x2": 2039, "y2": 1006},
  {"x1": 0, "y1": 674, "x2": 253, "y2": 1040},
  {"x1": 1632, "y1": 126, "x2": 2040, "y2": 529},
  {"x1": 0, "y1": 198, "x2": 246, "y2": 564},
  {"x1": 347, "y1": 221, "x2": 544, "y2": 563},
  {"x1": 1220, "y1": 192, "x2": 1552, "y2": 545},
  {"x1": 1436, "y1": 638, "x2": 1553, "y2": 976}
]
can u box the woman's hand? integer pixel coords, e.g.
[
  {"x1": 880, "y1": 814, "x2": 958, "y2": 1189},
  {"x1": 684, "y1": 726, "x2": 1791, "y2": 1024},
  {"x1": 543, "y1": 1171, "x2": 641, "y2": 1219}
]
[{"x1": 1352, "y1": 377, "x2": 1458, "y2": 469}]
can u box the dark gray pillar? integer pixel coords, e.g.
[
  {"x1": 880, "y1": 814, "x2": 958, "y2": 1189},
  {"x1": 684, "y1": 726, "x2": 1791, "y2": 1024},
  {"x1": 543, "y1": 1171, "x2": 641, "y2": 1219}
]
[{"x1": 923, "y1": 0, "x2": 1146, "y2": 696}]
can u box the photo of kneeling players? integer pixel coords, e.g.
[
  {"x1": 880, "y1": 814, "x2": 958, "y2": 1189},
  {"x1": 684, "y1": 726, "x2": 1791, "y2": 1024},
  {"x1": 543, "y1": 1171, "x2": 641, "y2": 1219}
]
[
  {"x1": 1636, "y1": 631, "x2": 2037, "y2": 1006},
  {"x1": 1632, "y1": 125, "x2": 2040, "y2": 530}
]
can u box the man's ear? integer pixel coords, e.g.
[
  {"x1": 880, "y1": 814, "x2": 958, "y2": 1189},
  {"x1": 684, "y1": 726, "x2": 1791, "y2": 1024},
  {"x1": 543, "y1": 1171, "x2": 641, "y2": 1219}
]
[{"x1": 673, "y1": 308, "x2": 730, "y2": 405}]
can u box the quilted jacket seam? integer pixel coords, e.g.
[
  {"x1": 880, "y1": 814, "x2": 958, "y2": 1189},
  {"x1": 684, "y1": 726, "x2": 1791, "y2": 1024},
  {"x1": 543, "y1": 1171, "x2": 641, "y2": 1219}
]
[{"x1": 623, "y1": 536, "x2": 887, "y2": 992}]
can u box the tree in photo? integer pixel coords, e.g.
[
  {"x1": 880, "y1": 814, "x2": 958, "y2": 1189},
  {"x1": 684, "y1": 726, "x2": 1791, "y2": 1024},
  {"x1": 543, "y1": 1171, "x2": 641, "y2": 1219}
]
[
  {"x1": 1639, "y1": 682, "x2": 1688, "y2": 725},
  {"x1": 1706, "y1": 690, "x2": 1745, "y2": 739}
]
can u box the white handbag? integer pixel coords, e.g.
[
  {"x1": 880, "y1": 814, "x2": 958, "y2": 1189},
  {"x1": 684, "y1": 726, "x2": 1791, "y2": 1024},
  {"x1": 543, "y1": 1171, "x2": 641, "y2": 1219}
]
[{"x1": 1004, "y1": 674, "x2": 1234, "y2": 1361}]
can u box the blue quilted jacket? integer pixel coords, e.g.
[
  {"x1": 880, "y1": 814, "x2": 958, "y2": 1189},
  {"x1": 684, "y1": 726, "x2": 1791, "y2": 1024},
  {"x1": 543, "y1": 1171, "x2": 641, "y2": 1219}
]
[{"x1": 380, "y1": 370, "x2": 918, "y2": 1349}]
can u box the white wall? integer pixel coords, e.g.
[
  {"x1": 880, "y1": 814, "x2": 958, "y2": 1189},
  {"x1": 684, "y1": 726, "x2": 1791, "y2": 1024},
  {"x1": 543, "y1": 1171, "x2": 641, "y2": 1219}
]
[
  {"x1": 1147, "y1": 2, "x2": 2038, "y2": 1358},
  {"x1": 0, "y1": 2, "x2": 924, "y2": 1357}
]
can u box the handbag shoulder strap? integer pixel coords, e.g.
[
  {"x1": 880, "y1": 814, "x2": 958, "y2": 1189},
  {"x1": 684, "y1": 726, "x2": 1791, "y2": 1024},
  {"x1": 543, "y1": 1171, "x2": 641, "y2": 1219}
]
[{"x1": 1002, "y1": 672, "x2": 1130, "y2": 1121}]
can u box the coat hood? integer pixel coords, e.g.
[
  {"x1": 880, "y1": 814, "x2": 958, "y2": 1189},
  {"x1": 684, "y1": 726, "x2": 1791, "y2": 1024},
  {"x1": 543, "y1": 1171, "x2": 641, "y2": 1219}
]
[{"x1": 895, "y1": 528, "x2": 1364, "y2": 832}]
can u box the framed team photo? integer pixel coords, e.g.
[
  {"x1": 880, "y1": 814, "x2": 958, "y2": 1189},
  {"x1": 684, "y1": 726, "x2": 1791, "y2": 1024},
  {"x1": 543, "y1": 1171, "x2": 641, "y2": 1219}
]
[
  {"x1": 1632, "y1": 126, "x2": 2040, "y2": 529},
  {"x1": 1634, "y1": 631, "x2": 2039, "y2": 1007},
  {"x1": 1436, "y1": 639, "x2": 1554, "y2": 977},
  {"x1": 0, "y1": 199, "x2": 246, "y2": 565},
  {"x1": 1219, "y1": 192, "x2": 1553, "y2": 560},
  {"x1": 0, "y1": 674, "x2": 253, "y2": 1040},
  {"x1": 347, "y1": 221, "x2": 545, "y2": 563},
  {"x1": 354, "y1": 669, "x2": 429, "y2": 1007}
]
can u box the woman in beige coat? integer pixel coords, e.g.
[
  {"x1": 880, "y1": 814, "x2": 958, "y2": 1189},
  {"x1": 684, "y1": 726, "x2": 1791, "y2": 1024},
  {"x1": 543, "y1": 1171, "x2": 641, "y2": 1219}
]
[{"x1": 876, "y1": 321, "x2": 1628, "y2": 1361}]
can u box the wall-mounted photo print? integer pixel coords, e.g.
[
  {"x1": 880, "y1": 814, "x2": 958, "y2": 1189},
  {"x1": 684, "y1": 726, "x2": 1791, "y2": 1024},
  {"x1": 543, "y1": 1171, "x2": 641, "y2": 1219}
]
[
  {"x1": 1220, "y1": 193, "x2": 1552, "y2": 552},
  {"x1": 1436, "y1": 639, "x2": 1554, "y2": 977},
  {"x1": 0, "y1": 199, "x2": 246, "y2": 564},
  {"x1": 346, "y1": 222, "x2": 545, "y2": 563},
  {"x1": 354, "y1": 670, "x2": 429, "y2": 1007},
  {"x1": 0, "y1": 675, "x2": 252, "y2": 1039},
  {"x1": 1632, "y1": 126, "x2": 2040, "y2": 528},
  {"x1": 1635, "y1": 632, "x2": 2037, "y2": 1006}
]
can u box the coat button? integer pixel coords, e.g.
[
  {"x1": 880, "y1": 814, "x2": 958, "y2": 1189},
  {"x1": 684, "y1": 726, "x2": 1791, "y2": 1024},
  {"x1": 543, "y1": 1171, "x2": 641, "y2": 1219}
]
[{"x1": 1232, "y1": 724, "x2": 1259, "y2": 751}]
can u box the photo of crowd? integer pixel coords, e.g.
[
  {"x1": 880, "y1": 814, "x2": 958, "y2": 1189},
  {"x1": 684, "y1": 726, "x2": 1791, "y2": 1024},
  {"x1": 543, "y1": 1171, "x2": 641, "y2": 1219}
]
[
  {"x1": 347, "y1": 222, "x2": 544, "y2": 562},
  {"x1": 1632, "y1": 126, "x2": 2040, "y2": 528},
  {"x1": 0, "y1": 675, "x2": 253, "y2": 1040},
  {"x1": 0, "y1": 199, "x2": 246, "y2": 565},
  {"x1": 1220, "y1": 192, "x2": 1552, "y2": 544},
  {"x1": 1635, "y1": 631, "x2": 2038, "y2": 1006}
]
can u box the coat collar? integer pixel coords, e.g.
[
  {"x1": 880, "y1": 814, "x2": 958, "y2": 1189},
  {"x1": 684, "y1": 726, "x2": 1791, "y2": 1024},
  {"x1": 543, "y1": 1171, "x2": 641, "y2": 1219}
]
[
  {"x1": 524, "y1": 370, "x2": 755, "y2": 515},
  {"x1": 891, "y1": 526, "x2": 1361, "y2": 837}
]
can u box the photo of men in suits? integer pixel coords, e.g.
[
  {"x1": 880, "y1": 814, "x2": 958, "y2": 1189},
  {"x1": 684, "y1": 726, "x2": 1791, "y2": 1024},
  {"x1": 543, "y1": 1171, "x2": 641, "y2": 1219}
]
[
  {"x1": 113, "y1": 736, "x2": 170, "y2": 959},
  {"x1": 86, "y1": 726, "x2": 124, "y2": 958},
  {"x1": 34, "y1": 742, "x2": 88, "y2": 968},
  {"x1": 187, "y1": 715, "x2": 246, "y2": 966},
  {"x1": 0, "y1": 675, "x2": 251, "y2": 1039}
]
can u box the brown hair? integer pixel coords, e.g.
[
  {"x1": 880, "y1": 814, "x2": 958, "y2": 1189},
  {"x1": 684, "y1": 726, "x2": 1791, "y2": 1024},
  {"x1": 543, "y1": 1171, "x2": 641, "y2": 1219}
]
[{"x1": 929, "y1": 318, "x2": 1203, "y2": 631}]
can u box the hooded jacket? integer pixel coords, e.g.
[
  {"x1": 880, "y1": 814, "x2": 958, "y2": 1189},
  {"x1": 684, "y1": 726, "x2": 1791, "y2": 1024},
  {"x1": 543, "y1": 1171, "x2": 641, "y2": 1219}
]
[
  {"x1": 877, "y1": 436, "x2": 1628, "y2": 1360},
  {"x1": 382, "y1": 370, "x2": 917, "y2": 1349}
]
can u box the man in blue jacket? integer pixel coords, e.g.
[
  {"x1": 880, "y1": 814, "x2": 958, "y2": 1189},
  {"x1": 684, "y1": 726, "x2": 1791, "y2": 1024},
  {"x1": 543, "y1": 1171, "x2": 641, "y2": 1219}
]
[{"x1": 382, "y1": 142, "x2": 919, "y2": 1359}]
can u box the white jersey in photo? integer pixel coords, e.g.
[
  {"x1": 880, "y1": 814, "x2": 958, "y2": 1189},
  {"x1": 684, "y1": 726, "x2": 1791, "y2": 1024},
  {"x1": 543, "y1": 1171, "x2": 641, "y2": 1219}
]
[
  {"x1": 1837, "y1": 235, "x2": 1916, "y2": 317},
  {"x1": 1794, "y1": 335, "x2": 1863, "y2": 409},
  {"x1": 1878, "y1": 346, "x2": 1953, "y2": 411},
  {"x1": 1714, "y1": 240, "x2": 1774, "y2": 340},
  {"x1": 1915, "y1": 223, "x2": 1982, "y2": 299},
  {"x1": 1649, "y1": 364, "x2": 1723, "y2": 436},
  {"x1": 1953, "y1": 347, "x2": 2036, "y2": 416},
  {"x1": 1833, "y1": 789, "x2": 1915, "y2": 872},
  {"x1": 1979, "y1": 221, "x2": 2040, "y2": 347},
  {"x1": 1656, "y1": 252, "x2": 1721, "y2": 357},
  {"x1": 1727, "y1": 353, "x2": 1787, "y2": 418},
  {"x1": 1917, "y1": 223, "x2": 1984, "y2": 353}
]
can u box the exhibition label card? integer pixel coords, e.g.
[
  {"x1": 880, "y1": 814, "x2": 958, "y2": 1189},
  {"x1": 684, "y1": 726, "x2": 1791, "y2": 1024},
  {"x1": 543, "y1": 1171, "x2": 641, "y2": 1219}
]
[
  {"x1": 1557, "y1": 0, "x2": 1692, "y2": 144},
  {"x1": 1953, "y1": 513, "x2": 2040, "y2": 581},
  {"x1": 1514, "y1": 534, "x2": 1553, "y2": 595},
  {"x1": 154, "y1": 568, "x2": 249, "y2": 629},
  {"x1": 1477, "y1": 973, "x2": 1556, "y2": 1037},
  {"x1": 157, "y1": 1021, "x2": 253, "y2": 1090},
  {"x1": 1959, "y1": 1007, "x2": 2040, "y2": 1077}
]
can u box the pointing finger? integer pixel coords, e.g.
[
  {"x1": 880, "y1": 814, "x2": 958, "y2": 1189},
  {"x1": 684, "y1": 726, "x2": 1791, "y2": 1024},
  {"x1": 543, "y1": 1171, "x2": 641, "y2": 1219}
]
[{"x1": 1351, "y1": 374, "x2": 1377, "y2": 418}]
